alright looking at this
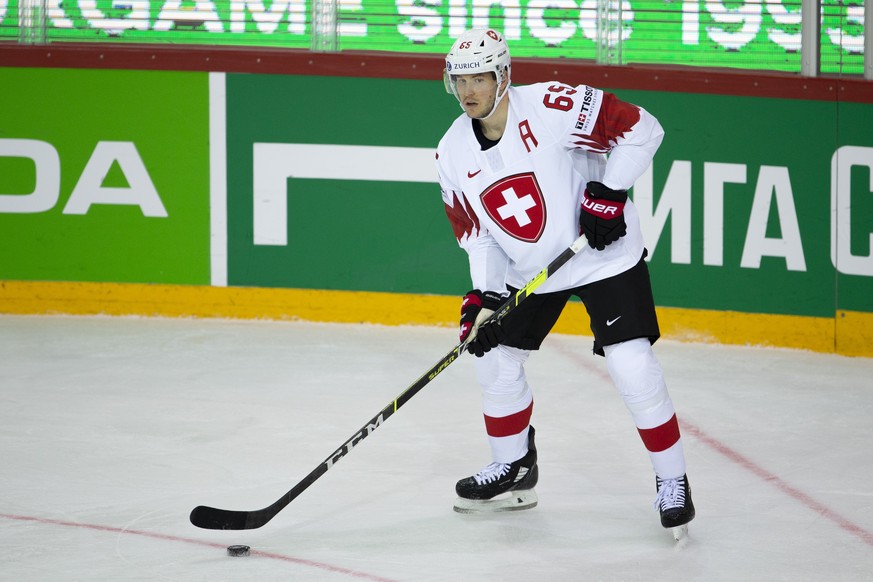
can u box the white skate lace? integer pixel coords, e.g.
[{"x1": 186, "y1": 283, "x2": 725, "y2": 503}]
[
  {"x1": 473, "y1": 462, "x2": 511, "y2": 485},
  {"x1": 653, "y1": 477, "x2": 686, "y2": 511}
]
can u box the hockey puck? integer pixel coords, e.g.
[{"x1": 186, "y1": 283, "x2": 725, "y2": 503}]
[{"x1": 227, "y1": 545, "x2": 250, "y2": 557}]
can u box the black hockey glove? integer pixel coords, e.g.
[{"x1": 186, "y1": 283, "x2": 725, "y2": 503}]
[
  {"x1": 579, "y1": 181, "x2": 628, "y2": 251},
  {"x1": 459, "y1": 290, "x2": 506, "y2": 358}
]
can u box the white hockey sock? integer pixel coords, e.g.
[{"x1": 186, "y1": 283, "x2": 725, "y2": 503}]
[
  {"x1": 475, "y1": 345, "x2": 533, "y2": 463},
  {"x1": 604, "y1": 338, "x2": 687, "y2": 478}
]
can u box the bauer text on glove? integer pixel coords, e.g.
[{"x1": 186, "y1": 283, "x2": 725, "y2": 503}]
[{"x1": 579, "y1": 181, "x2": 628, "y2": 250}]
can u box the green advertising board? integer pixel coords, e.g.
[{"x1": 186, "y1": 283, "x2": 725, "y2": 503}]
[
  {"x1": 625, "y1": 89, "x2": 840, "y2": 317},
  {"x1": 224, "y1": 73, "x2": 466, "y2": 294},
  {"x1": 222, "y1": 72, "x2": 873, "y2": 317},
  {"x1": 1, "y1": 66, "x2": 870, "y2": 324},
  {"x1": 0, "y1": 0, "x2": 865, "y2": 74},
  {"x1": 0, "y1": 67, "x2": 210, "y2": 284}
]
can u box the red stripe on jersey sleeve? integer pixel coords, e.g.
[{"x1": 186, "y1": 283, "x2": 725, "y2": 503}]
[
  {"x1": 637, "y1": 414, "x2": 681, "y2": 453},
  {"x1": 576, "y1": 91, "x2": 641, "y2": 152},
  {"x1": 444, "y1": 191, "x2": 480, "y2": 242}
]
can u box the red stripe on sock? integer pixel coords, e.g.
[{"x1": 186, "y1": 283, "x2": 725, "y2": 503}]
[
  {"x1": 484, "y1": 401, "x2": 534, "y2": 438},
  {"x1": 638, "y1": 414, "x2": 681, "y2": 452}
]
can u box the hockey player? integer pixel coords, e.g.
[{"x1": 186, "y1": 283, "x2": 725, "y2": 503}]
[{"x1": 435, "y1": 28, "x2": 695, "y2": 538}]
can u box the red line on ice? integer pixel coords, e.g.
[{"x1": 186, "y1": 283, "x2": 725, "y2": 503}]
[
  {"x1": 0, "y1": 513, "x2": 398, "y2": 582},
  {"x1": 553, "y1": 337, "x2": 873, "y2": 548},
  {"x1": 678, "y1": 419, "x2": 873, "y2": 548}
]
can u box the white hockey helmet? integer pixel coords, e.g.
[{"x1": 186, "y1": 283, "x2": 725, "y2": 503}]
[{"x1": 444, "y1": 28, "x2": 511, "y2": 118}]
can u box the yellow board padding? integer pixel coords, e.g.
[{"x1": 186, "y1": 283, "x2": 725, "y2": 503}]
[
  {"x1": 549, "y1": 302, "x2": 837, "y2": 354},
  {"x1": 655, "y1": 306, "x2": 836, "y2": 354},
  {"x1": 835, "y1": 311, "x2": 873, "y2": 358},
  {"x1": 0, "y1": 280, "x2": 456, "y2": 324},
  {"x1": 0, "y1": 280, "x2": 868, "y2": 358}
]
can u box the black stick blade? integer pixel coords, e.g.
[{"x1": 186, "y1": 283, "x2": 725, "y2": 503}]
[{"x1": 189, "y1": 505, "x2": 272, "y2": 530}]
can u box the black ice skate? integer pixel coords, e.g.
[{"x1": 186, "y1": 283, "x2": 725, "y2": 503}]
[
  {"x1": 654, "y1": 474, "x2": 695, "y2": 540},
  {"x1": 453, "y1": 426, "x2": 539, "y2": 513}
]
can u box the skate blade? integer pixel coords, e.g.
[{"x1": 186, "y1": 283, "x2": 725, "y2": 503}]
[
  {"x1": 453, "y1": 489, "x2": 538, "y2": 514},
  {"x1": 670, "y1": 524, "x2": 689, "y2": 542}
]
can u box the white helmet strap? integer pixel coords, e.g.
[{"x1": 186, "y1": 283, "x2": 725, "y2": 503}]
[{"x1": 479, "y1": 69, "x2": 509, "y2": 120}]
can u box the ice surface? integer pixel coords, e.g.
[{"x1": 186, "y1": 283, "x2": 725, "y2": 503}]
[{"x1": 1, "y1": 314, "x2": 872, "y2": 581}]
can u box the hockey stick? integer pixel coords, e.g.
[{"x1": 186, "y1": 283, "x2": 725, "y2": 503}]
[{"x1": 189, "y1": 235, "x2": 589, "y2": 530}]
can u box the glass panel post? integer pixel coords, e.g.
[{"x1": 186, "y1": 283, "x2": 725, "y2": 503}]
[
  {"x1": 311, "y1": 0, "x2": 338, "y2": 52},
  {"x1": 19, "y1": 0, "x2": 48, "y2": 45},
  {"x1": 801, "y1": 0, "x2": 821, "y2": 76}
]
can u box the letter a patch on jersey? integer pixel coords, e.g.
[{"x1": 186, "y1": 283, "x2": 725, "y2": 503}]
[{"x1": 480, "y1": 173, "x2": 546, "y2": 242}]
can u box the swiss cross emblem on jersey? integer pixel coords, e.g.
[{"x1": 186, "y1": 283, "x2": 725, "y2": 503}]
[{"x1": 480, "y1": 173, "x2": 546, "y2": 242}]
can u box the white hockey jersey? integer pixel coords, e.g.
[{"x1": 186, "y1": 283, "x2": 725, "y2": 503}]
[{"x1": 436, "y1": 82, "x2": 664, "y2": 294}]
